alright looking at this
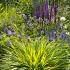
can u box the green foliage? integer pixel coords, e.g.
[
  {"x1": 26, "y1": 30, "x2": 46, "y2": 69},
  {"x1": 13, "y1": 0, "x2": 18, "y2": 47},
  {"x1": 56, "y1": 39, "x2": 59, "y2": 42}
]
[
  {"x1": 0, "y1": 37, "x2": 69, "y2": 70},
  {"x1": 0, "y1": 0, "x2": 70, "y2": 70}
]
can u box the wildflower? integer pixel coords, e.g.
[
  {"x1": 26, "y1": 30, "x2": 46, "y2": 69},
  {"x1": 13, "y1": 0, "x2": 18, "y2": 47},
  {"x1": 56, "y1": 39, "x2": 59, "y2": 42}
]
[
  {"x1": 60, "y1": 16, "x2": 66, "y2": 21},
  {"x1": 49, "y1": 6, "x2": 52, "y2": 21},
  {"x1": 46, "y1": 33, "x2": 49, "y2": 39},
  {"x1": 27, "y1": 18, "x2": 30, "y2": 23},
  {"x1": 41, "y1": 30, "x2": 44, "y2": 34},
  {"x1": 60, "y1": 33, "x2": 66, "y2": 38},
  {"x1": 50, "y1": 30, "x2": 56, "y2": 35},
  {"x1": 44, "y1": 18, "x2": 49, "y2": 22},
  {"x1": 34, "y1": 0, "x2": 37, "y2": 16},
  {"x1": 8, "y1": 40, "x2": 11, "y2": 46},
  {"x1": 18, "y1": 35, "x2": 22, "y2": 39},
  {"x1": 12, "y1": 16, "x2": 16, "y2": 20},
  {"x1": 2, "y1": 19, "x2": 6, "y2": 23},
  {"x1": 7, "y1": 30, "x2": 13, "y2": 36},
  {"x1": 14, "y1": 16, "x2": 16, "y2": 18},
  {"x1": 3, "y1": 27, "x2": 7, "y2": 32},
  {"x1": 54, "y1": 4, "x2": 57, "y2": 22},
  {"x1": 36, "y1": 36, "x2": 40, "y2": 40},
  {"x1": 26, "y1": 36, "x2": 30, "y2": 39},
  {"x1": 8, "y1": 16, "x2": 10, "y2": 18},
  {"x1": 22, "y1": 14, "x2": 26, "y2": 18},
  {"x1": 49, "y1": 37, "x2": 53, "y2": 40},
  {"x1": 10, "y1": 27, "x2": 14, "y2": 31},
  {"x1": 57, "y1": 24, "x2": 63, "y2": 28}
]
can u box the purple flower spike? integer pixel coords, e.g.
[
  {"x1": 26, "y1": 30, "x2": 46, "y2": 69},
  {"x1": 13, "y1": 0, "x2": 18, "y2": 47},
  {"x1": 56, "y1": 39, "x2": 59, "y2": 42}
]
[
  {"x1": 54, "y1": 4, "x2": 57, "y2": 22},
  {"x1": 44, "y1": 0, "x2": 48, "y2": 18},
  {"x1": 34, "y1": 0, "x2": 37, "y2": 16},
  {"x1": 49, "y1": 6, "x2": 52, "y2": 21},
  {"x1": 39, "y1": 0, "x2": 42, "y2": 18},
  {"x1": 7, "y1": 30, "x2": 13, "y2": 36}
]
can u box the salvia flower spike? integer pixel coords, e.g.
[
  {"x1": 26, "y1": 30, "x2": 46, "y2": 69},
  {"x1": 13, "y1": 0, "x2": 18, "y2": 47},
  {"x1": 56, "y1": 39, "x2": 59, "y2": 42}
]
[
  {"x1": 49, "y1": 5, "x2": 52, "y2": 21},
  {"x1": 34, "y1": 0, "x2": 37, "y2": 16},
  {"x1": 39, "y1": 0, "x2": 43, "y2": 18},
  {"x1": 54, "y1": 4, "x2": 57, "y2": 22},
  {"x1": 44, "y1": 0, "x2": 48, "y2": 18}
]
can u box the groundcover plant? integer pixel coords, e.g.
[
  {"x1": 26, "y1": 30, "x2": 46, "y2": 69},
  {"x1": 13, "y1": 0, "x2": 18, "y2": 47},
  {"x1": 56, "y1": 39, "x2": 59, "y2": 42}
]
[{"x1": 0, "y1": 0, "x2": 70, "y2": 70}]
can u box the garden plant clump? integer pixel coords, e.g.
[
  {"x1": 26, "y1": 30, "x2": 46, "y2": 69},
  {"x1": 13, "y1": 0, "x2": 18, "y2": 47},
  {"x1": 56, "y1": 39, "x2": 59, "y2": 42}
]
[{"x1": 0, "y1": 0, "x2": 70, "y2": 70}]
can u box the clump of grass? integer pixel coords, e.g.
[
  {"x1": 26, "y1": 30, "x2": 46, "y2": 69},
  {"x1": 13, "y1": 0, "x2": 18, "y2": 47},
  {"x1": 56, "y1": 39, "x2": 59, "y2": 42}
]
[{"x1": 0, "y1": 37, "x2": 69, "y2": 70}]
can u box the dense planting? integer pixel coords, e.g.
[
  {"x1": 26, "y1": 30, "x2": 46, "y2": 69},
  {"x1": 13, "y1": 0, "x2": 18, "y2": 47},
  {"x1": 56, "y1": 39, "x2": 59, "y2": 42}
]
[{"x1": 0, "y1": 0, "x2": 70, "y2": 70}]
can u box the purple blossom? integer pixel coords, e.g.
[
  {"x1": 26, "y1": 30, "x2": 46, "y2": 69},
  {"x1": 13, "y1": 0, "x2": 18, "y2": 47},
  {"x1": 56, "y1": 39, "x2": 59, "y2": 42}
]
[
  {"x1": 18, "y1": 35, "x2": 22, "y2": 39},
  {"x1": 57, "y1": 24, "x2": 63, "y2": 28},
  {"x1": 2, "y1": 19, "x2": 6, "y2": 23},
  {"x1": 14, "y1": 16, "x2": 16, "y2": 18},
  {"x1": 10, "y1": 27, "x2": 14, "y2": 31},
  {"x1": 8, "y1": 40, "x2": 11, "y2": 46},
  {"x1": 7, "y1": 30, "x2": 13, "y2": 36},
  {"x1": 46, "y1": 33, "x2": 49, "y2": 39},
  {"x1": 36, "y1": 36, "x2": 40, "y2": 40},
  {"x1": 22, "y1": 14, "x2": 26, "y2": 18},
  {"x1": 44, "y1": 0, "x2": 48, "y2": 17},
  {"x1": 12, "y1": 16, "x2": 16, "y2": 20},
  {"x1": 8, "y1": 16, "x2": 10, "y2": 18},
  {"x1": 34, "y1": 0, "x2": 37, "y2": 16},
  {"x1": 44, "y1": 19, "x2": 49, "y2": 22},
  {"x1": 3, "y1": 27, "x2": 7, "y2": 32},
  {"x1": 60, "y1": 33, "x2": 66, "y2": 38},
  {"x1": 49, "y1": 6, "x2": 52, "y2": 21},
  {"x1": 54, "y1": 4, "x2": 57, "y2": 22},
  {"x1": 27, "y1": 18, "x2": 30, "y2": 23},
  {"x1": 26, "y1": 36, "x2": 30, "y2": 39},
  {"x1": 41, "y1": 30, "x2": 44, "y2": 34},
  {"x1": 39, "y1": 0, "x2": 43, "y2": 18}
]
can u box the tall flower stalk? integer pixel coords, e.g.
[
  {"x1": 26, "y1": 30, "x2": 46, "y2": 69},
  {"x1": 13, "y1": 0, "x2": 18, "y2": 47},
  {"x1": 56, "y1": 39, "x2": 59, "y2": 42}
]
[
  {"x1": 34, "y1": 0, "x2": 37, "y2": 16},
  {"x1": 44, "y1": 0, "x2": 49, "y2": 18},
  {"x1": 49, "y1": 5, "x2": 52, "y2": 21},
  {"x1": 39, "y1": 0, "x2": 43, "y2": 18},
  {"x1": 54, "y1": 4, "x2": 57, "y2": 22},
  {"x1": 34, "y1": 0, "x2": 57, "y2": 22}
]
